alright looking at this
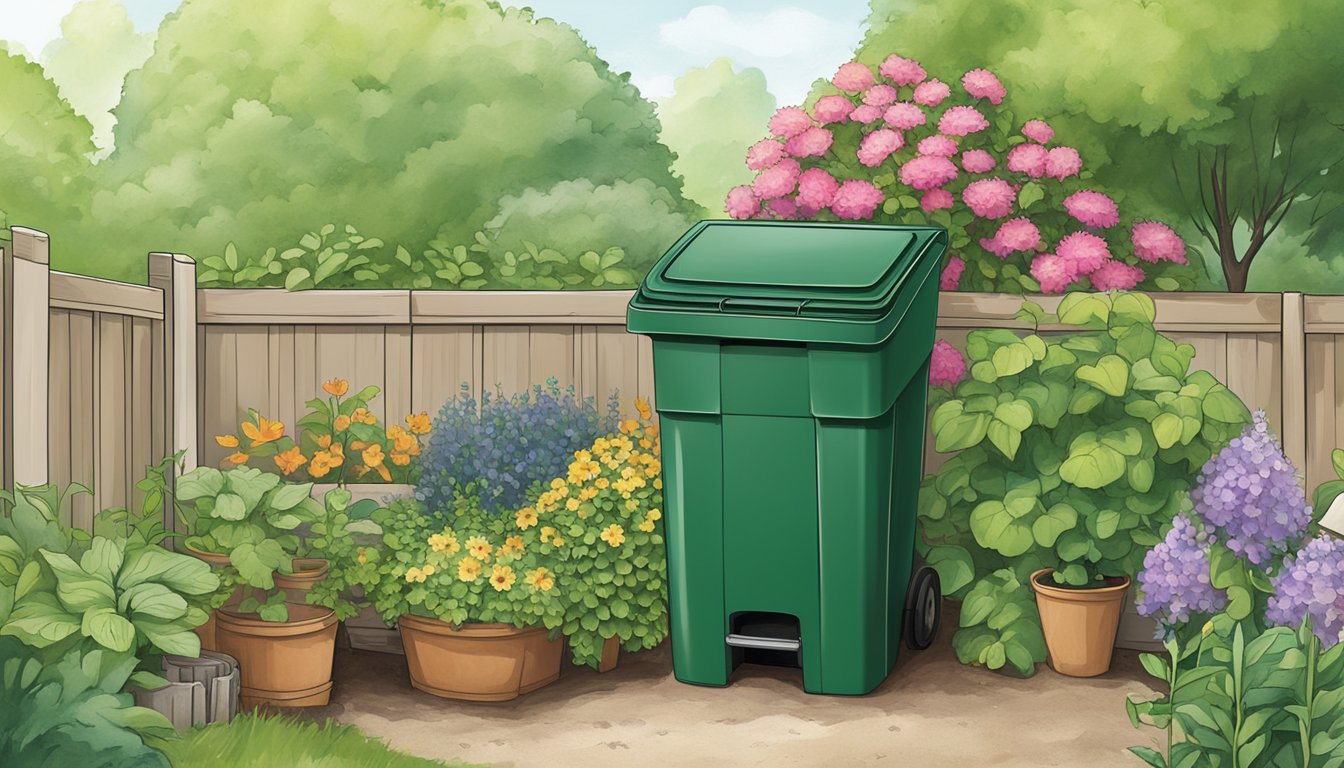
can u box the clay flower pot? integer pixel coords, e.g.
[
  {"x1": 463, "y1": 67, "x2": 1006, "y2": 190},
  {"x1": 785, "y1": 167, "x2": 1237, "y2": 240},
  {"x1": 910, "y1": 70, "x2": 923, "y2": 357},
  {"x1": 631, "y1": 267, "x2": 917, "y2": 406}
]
[
  {"x1": 1031, "y1": 568, "x2": 1130, "y2": 677},
  {"x1": 216, "y1": 603, "x2": 339, "y2": 708},
  {"x1": 398, "y1": 615, "x2": 563, "y2": 701},
  {"x1": 599, "y1": 635, "x2": 620, "y2": 673},
  {"x1": 274, "y1": 557, "x2": 330, "y2": 603}
]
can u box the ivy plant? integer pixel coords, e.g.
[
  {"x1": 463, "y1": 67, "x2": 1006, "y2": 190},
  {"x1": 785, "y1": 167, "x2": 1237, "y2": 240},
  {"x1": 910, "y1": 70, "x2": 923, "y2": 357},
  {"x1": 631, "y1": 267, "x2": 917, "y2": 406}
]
[{"x1": 920, "y1": 291, "x2": 1251, "y2": 675}]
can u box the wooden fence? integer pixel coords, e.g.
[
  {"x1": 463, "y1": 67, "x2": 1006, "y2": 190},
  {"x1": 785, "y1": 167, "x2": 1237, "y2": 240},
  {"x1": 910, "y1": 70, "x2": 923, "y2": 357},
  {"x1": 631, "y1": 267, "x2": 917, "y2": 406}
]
[{"x1": 6, "y1": 224, "x2": 1344, "y2": 527}]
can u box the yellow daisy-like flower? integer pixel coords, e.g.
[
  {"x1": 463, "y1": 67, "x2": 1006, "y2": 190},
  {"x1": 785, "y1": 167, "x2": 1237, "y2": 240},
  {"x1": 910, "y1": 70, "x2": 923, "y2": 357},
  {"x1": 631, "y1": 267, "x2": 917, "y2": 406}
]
[
  {"x1": 565, "y1": 497, "x2": 581, "y2": 512},
  {"x1": 490, "y1": 564, "x2": 517, "y2": 592},
  {"x1": 428, "y1": 532, "x2": 460, "y2": 555},
  {"x1": 421, "y1": 564, "x2": 436, "y2": 578},
  {"x1": 574, "y1": 449, "x2": 592, "y2": 462},
  {"x1": 600, "y1": 524, "x2": 625, "y2": 548},
  {"x1": 539, "y1": 526, "x2": 556, "y2": 543},
  {"x1": 550, "y1": 478, "x2": 567, "y2": 491},
  {"x1": 595, "y1": 477, "x2": 610, "y2": 490},
  {"x1": 653, "y1": 477, "x2": 663, "y2": 490},
  {"x1": 647, "y1": 508, "x2": 662, "y2": 521},
  {"x1": 457, "y1": 557, "x2": 482, "y2": 582},
  {"x1": 639, "y1": 519, "x2": 655, "y2": 533},
  {"x1": 579, "y1": 486, "x2": 598, "y2": 501},
  {"x1": 524, "y1": 567, "x2": 555, "y2": 591},
  {"x1": 505, "y1": 535, "x2": 523, "y2": 552},
  {"x1": 406, "y1": 411, "x2": 432, "y2": 435},
  {"x1": 550, "y1": 536, "x2": 566, "y2": 547},
  {"x1": 639, "y1": 438, "x2": 653, "y2": 450},
  {"x1": 515, "y1": 507, "x2": 538, "y2": 530},
  {"x1": 466, "y1": 536, "x2": 492, "y2": 561},
  {"x1": 404, "y1": 567, "x2": 422, "y2": 583}
]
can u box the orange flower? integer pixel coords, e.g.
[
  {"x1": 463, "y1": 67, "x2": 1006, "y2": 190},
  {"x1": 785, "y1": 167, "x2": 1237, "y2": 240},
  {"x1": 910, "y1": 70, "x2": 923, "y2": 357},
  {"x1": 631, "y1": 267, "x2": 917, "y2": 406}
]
[
  {"x1": 362, "y1": 444, "x2": 385, "y2": 467},
  {"x1": 619, "y1": 419, "x2": 639, "y2": 435},
  {"x1": 352, "y1": 407, "x2": 376, "y2": 425},
  {"x1": 328, "y1": 443, "x2": 345, "y2": 466},
  {"x1": 392, "y1": 431, "x2": 417, "y2": 454},
  {"x1": 274, "y1": 446, "x2": 307, "y2": 475},
  {"x1": 215, "y1": 434, "x2": 239, "y2": 448},
  {"x1": 635, "y1": 397, "x2": 652, "y2": 420},
  {"x1": 315, "y1": 434, "x2": 332, "y2": 449},
  {"x1": 406, "y1": 412, "x2": 431, "y2": 435},
  {"x1": 309, "y1": 452, "x2": 333, "y2": 478},
  {"x1": 334, "y1": 415, "x2": 351, "y2": 432},
  {"x1": 390, "y1": 451, "x2": 411, "y2": 466},
  {"x1": 225, "y1": 451, "x2": 249, "y2": 465},
  {"x1": 323, "y1": 378, "x2": 349, "y2": 397},
  {"x1": 242, "y1": 416, "x2": 284, "y2": 447},
  {"x1": 375, "y1": 463, "x2": 391, "y2": 482}
]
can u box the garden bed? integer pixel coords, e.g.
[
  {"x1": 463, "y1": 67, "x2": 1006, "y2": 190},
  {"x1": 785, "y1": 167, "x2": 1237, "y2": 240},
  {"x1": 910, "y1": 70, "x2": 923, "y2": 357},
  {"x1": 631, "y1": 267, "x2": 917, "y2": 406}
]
[{"x1": 304, "y1": 609, "x2": 1163, "y2": 768}]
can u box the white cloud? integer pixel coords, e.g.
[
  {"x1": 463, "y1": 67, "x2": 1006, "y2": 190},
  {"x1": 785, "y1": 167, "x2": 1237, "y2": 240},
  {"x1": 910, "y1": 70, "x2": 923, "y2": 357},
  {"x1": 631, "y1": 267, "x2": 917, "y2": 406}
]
[
  {"x1": 0, "y1": 1, "x2": 77, "y2": 59},
  {"x1": 658, "y1": 5, "x2": 860, "y2": 105},
  {"x1": 660, "y1": 5, "x2": 852, "y2": 60}
]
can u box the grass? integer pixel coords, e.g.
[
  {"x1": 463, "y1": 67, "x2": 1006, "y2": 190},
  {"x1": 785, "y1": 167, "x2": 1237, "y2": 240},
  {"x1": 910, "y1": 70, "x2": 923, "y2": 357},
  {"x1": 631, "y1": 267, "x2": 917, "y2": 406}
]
[{"x1": 151, "y1": 713, "x2": 479, "y2": 768}]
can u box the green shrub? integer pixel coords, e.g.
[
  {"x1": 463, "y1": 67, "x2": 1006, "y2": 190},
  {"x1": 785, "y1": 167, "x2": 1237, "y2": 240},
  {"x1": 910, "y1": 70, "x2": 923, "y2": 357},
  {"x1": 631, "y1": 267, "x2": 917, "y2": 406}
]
[{"x1": 919, "y1": 292, "x2": 1251, "y2": 675}]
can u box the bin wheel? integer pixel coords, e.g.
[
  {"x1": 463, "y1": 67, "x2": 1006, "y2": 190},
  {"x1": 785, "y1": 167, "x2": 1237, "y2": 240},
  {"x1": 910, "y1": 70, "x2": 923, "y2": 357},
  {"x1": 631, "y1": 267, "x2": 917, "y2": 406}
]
[{"x1": 905, "y1": 566, "x2": 941, "y2": 651}]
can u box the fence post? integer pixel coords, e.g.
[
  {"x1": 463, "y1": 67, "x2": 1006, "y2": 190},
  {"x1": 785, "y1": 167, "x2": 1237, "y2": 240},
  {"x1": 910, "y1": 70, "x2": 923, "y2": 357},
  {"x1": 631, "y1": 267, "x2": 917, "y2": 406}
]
[
  {"x1": 3, "y1": 227, "x2": 51, "y2": 489},
  {"x1": 148, "y1": 252, "x2": 198, "y2": 536},
  {"x1": 1281, "y1": 292, "x2": 1307, "y2": 476}
]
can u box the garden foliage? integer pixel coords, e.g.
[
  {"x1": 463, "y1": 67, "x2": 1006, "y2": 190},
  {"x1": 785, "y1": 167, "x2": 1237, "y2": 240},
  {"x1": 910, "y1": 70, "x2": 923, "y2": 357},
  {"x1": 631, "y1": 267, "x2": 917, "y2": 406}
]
[
  {"x1": 728, "y1": 55, "x2": 1195, "y2": 294},
  {"x1": 360, "y1": 399, "x2": 667, "y2": 668},
  {"x1": 416, "y1": 379, "x2": 619, "y2": 516},
  {"x1": 919, "y1": 291, "x2": 1251, "y2": 675}
]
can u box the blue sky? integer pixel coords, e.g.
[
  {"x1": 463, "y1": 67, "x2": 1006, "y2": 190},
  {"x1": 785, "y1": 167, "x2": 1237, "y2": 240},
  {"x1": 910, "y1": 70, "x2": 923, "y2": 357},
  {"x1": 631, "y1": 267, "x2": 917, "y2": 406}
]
[{"x1": 0, "y1": 0, "x2": 872, "y2": 105}]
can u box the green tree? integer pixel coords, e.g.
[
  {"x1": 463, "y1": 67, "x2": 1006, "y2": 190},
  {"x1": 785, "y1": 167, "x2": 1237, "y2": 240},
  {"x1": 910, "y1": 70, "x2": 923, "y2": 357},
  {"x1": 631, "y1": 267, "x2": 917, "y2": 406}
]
[
  {"x1": 657, "y1": 57, "x2": 776, "y2": 213},
  {"x1": 0, "y1": 46, "x2": 95, "y2": 244},
  {"x1": 85, "y1": 0, "x2": 695, "y2": 281},
  {"x1": 40, "y1": 0, "x2": 154, "y2": 154},
  {"x1": 858, "y1": 0, "x2": 1344, "y2": 292}
]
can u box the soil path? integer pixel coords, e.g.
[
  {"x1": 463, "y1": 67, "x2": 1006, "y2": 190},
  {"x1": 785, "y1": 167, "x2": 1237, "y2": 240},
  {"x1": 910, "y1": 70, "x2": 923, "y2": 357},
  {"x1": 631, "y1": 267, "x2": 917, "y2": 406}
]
[{"x1": 306, "y1": 618, "x2": 1164, "y2": 767}]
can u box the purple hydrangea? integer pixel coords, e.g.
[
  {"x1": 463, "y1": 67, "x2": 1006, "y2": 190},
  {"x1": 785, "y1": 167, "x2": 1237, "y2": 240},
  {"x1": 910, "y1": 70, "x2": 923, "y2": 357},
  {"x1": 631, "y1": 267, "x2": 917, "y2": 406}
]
[
  {"x1": 415, "y1": 379, "x2": 618, "y2": 515},
  {"x1": 1190, "y1": 411, "x2": 1311, "y2": 567},
  {"x1": 1137, "y1": 513, "x2": 1227, "y2": 631},
  {"x1": 1266, "y1": 536, "x2": 1344, "y2": 647}
]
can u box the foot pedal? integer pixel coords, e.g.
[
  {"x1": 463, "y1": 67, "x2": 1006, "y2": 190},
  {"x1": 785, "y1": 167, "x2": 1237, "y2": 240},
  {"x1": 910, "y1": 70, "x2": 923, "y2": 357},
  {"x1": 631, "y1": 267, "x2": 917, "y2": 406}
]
[{"x1": 725, "y1": 634, "x2": 801, "y2": 652}]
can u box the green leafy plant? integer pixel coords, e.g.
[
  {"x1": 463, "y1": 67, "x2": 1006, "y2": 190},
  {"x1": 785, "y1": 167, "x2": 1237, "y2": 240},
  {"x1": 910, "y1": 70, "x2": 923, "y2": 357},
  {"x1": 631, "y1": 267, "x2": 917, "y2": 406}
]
[
  {"x1": 919, "y1": 291, "x2": 1251, "y2": 675},
  {"x1": 0, "y1": 637, "x2": 174, "y2": 768},
  {"x1": 303, "y1": 487, "x2": 382, "y2": 620},
  {"x1": 951, "y1": 569, "x2": 1046, "y2": 677},
  {"x1": 1127, "y1": 615, "x2": 1344, "y2": 768}
]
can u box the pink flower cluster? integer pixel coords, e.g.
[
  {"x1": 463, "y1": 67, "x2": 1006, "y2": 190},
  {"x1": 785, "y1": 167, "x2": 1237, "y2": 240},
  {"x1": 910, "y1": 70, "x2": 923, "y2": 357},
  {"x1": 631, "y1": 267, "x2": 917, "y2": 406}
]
[
  {"x1": 929, "y1": 339, "x2": 968, "y2": 388},
  {"x1": 727, "y1": 53, "x2": 1189, "y2": 296}
]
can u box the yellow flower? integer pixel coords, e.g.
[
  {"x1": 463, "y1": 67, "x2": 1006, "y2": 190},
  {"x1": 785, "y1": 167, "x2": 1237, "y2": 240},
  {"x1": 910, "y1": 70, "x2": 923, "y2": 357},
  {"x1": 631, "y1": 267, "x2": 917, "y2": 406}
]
[
  {"x1": 334, "y1": 415, "x2": 351, "y2": 432},
  {"x1": 404, "y1": 567, "x2": 422, "y2": 583},
  {"x1": 457, "y1": 557, "x2": 482, "y2": 582},
  {"x1": 639, "y1": 519, "x2": 655, "y2": 533},
  {"x1": 225, "y1": 451, "x2": 249, "y2": 465},
  {"x1": 550, "y1": 478, "x2": 567, "y2": 491},
  {"x1": 393, "y1": 431, "x2": 417, "y2": 454},
  {"x1": 387, "y1": 424, "x2": 405, "y2": 439},
  {"x1": 566, "y1": 498, "x2": 581, "y2": 512},
  {"x1": 635, "y1": 397, "x2": 652, "y2": 420},
  {"x1": 406, "y1": 412, "x2": 432, "y2": 435},
  {"x1": 524, "y1": 567, "x2": 555, "y2": 591},
  {"x1": 242, "y1": 416, "x2": 284, "y2": 447},
  {"x1": 579, "y1": 487, "x2": 598, "y2": 501},
  {"x1": 600, "y1": 524, "x2": 625, "y2": 548},
  {"x1": 505, "y1": 535, "x2": 524, "y2": 552},
  {"x1": 391, "y1": 451, "x2": 411, "y2": 467},
  {"x1": 323, "y1": 378, "x2": 349, "y2": 397},
  {"x1": 362, "y1": 444, "x2": 385, "y2": 467},
  {"x1": 539, "y1": 526, "x2": 556, "y2": 543},
  {"x1": 550, "y1": 536, "x2": 565, "y2": 547},
  {"x1": 352, "y1": 407, "x2": 377, "y2": 425},
  {"x1": 215, "y1": 434, "x2": 239, "y2": 448},
  {"x1": 315, "y1": 434, "x2": 332, "y2": 449},
  {"x1": 625, "y1": 499, "x2": 639, "y2": 511},
  {"x1": 595, "y1": 477, "x2": 610, "y2": 490},
  {"x1": 274, "y1": 446, "x2": 307, "y2": 475},
  {"x1": 653, "y1": 477, "x2": 663, "y2": 490},
  {"x1": 421, "y1": 564, "x2": 436, "y2": 577},
  {"x1": 620, "y1": 419, "x2": 639, "y2": 435},
  {"x1": 309, "y1": 452, "x2": 333, "y2": 478},
  {"x1": 328, "y1": 443, "x2": 345, "y2": 466},
  {"x1": 429, "y1": 533, "x2": 460, "y2": 555},
  {"x1": 647, "y1": 508, "x2": 662, "y2": 521},
  {"x1": 357, "y1": 548, "x2": 367, "y2": 565},
  {"x1": 466, "y1": 536, "x2": 492, "y2": 561},
  {"x1": 490, "y1": 564, "x2": 517, "y2": 592},
  {"x1": 574, "y1": 449, "x2": 592, "y2": 462},
  {"x1": 639, "y1": 438, "x2": 653, "y2": 450},
  {"x1": 515, "y1": 506, "x2": 538, "y2": 530}
]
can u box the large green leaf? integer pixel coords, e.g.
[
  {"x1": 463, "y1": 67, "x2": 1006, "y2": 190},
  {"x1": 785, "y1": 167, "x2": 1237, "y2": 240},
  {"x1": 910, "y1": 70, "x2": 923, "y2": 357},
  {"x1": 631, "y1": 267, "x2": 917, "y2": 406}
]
[
  {"x1": 1057, "y1": 293, "x2": 1111, "y2": 327},
  {"x1": 0, "y1": 592, "x2": 80, "y2": 647},
  {"x1": 1059, "y1": 433, "x2": 1127, "y2": 489},
  {"x1": 213, "y1": 493, "x2": 247, "y2": 521},
  {"x1": 120, "y1": 582, "x2": 188, "y2": 621},
  {"x1": 118, "y1": 545, "x2": 218, "y2": 595},
  {"x1": 925, "y1": 545, "x2": 975, "y2": 594},
  {"x1": 230, "y1": 539, "x2": 288, "y2": 589},
  {"x1": 1202, "y1": 386, "x2": 1250, "y2": 424},
  {"x1": 174, "y1": 467, "x2": 224, "y2": 500},
  {"x1": 136, "y1": 619, "x2": 202, "y2": 657},
  {"x1": 1032, "y1": 503, "x2": 1078, "y2": 548},
  {"x1": 224, "y1": 467, "x2": 281, "y2": 511},
  {"x1": 969, "y1": 501, "x2": 1035, "y2": 557},
  {"x1": 1076, "y1": 354, "x2": 1129, "y2": 397},
  {"x1": 1151, "y1": 412, "x2": 1182, "y2": 449},
  {"x1": 991, "y1": 342, "x2": 1034, "y2": 378},
  {"x1": 0, "y1": 536, "x2": 23, "y2": 581},
  {"x1": 268, "y1": 483, "x2": 314, "y2": 512},
  {"x1": 79, "y1": 537, "x2": 124, "y2": 578},
  {"x1": 932, "y1": 401, "x2": 992, "y2": 453},
  {"x1": 40, "y1": 551, "x2": 114, "y2": 612},
  {"x1": 81, "y1": 607, "x2": 136, "y2": 652}
]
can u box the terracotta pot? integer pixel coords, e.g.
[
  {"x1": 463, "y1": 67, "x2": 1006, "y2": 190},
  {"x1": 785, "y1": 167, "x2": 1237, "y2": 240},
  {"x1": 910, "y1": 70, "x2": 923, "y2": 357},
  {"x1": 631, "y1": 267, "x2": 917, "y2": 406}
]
[
  {"x1": 398, "y1": 615, "x2": 563, "y2": 701},
  {"x1": 1031, "y1": 568, "x2": 1130, "y2": 677},
  {"x1": 599, "y1": 635, "x2": 620, "y2": 673},
  {"x1": 274, "y1": 558, "x2": 329, "y2": 603},
  {"x1": 215, "y1": 603, "x2": 339, "y2": 708}
]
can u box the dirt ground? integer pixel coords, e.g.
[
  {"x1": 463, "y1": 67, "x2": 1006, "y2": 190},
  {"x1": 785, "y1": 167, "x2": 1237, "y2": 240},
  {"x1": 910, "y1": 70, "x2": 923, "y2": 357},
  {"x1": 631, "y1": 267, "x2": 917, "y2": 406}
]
[{"x1": 305, "y1": 615, "x2": 1165, "y2": 768}]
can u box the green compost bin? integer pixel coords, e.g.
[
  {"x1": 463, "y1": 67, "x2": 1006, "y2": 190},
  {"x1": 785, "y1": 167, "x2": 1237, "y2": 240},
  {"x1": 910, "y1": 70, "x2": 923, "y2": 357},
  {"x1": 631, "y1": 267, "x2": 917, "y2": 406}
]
[{"x1": 626, "y1": 220, "x2": 947, "y2": 696}]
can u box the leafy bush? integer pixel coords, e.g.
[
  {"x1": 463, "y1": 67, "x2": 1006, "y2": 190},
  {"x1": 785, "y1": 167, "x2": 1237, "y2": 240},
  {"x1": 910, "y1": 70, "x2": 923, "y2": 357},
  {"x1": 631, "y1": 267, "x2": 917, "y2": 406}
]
[
  {"x1": 949, "y1": 569, "x2": 1045, "y2": 677},
  {"x1": 415, "y1": 380, "x2": 619, "y2": 516},
  {"x1": 196, "y1": 222, "x2": 659, "y2": 291},
  {"x1": 214, "y1": 379, "x2": 428, "y2": 484},
  {"x1": 918, "y1": 292, "x2": 1251, "y2": 675},
  {"x1": 359, "y1": 401, "x2": 666, "y2": 668},
  {"x1": 727, "y1": 55, "x2": 1196, "y2": 294},
  {"x1": 1127, "y1": 616, "x2": 1344, "y2": 768}
]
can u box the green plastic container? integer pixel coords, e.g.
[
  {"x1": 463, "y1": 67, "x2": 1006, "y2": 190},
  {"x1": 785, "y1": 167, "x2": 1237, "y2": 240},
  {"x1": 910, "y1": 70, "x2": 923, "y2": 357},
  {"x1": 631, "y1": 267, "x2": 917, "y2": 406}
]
[{"x1": 627, "y1": 220, "x2": 947, "y2": 695}]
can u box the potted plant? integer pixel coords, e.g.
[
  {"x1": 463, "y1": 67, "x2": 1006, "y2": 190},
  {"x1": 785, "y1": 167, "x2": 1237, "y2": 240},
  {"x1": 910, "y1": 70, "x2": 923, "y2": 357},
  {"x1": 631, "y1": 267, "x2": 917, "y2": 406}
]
[
  {"x1": 212, "y1": 378, "x2": 428, "y2": 503},
  {"x1": 173, "y1": 466, "x2": 379, "y2": 707},
  {"x1": 357, "y1": 496, "x2": 566, "y2": 701},
  {"x1": 919, "y1": 292, "x2": 1252, "y2": 676}
]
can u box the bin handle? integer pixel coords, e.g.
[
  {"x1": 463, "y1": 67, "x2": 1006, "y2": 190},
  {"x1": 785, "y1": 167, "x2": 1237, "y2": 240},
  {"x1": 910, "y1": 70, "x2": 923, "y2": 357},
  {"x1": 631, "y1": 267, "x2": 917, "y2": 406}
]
[{"x1": 717, "y1": 296, "x2": 809, "y2": 316}]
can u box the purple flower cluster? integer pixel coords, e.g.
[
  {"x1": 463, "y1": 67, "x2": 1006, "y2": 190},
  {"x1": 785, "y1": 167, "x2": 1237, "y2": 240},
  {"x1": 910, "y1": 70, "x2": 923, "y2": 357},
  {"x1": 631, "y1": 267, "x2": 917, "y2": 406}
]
[
  {"x1": 1266, "y1": 536, "x2": 1344, "y2": 647},
  {"x1": 1190, "y1": 411, "x2": 1311, "y2": 567},
  {"x1": 415, "y1": 379, "x2": 618, "y2": 515},
  {"x1": 1137, "y1": 513, "x2": 1227, "y2": 631}
]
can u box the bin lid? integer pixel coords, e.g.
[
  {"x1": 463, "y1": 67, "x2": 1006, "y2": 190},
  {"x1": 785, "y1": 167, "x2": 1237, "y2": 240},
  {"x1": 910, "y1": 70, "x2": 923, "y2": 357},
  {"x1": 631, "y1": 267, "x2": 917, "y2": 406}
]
[{"x1": 627, "y1": 221, "x2": 946, "y2": 345}]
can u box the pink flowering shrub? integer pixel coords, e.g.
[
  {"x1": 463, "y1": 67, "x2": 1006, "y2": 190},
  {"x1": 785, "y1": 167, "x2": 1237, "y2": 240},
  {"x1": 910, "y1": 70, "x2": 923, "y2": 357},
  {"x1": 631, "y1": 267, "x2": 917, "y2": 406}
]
[{"x1": 725, "y1": 54, "x2": 1195, "y2": 294}]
